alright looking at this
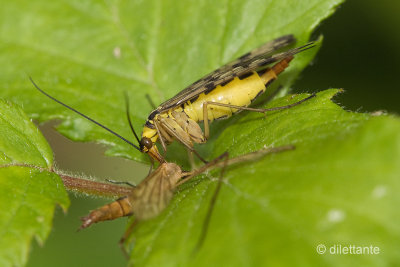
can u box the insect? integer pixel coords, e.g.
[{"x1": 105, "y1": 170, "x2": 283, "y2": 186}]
[
  {"x1": 79, "y1": 145, "x2": 295, "y2": 256},
  {"x1": 29, "y1": 73, "x2": 297, "y2": 254},
  {"x1": 30, "y1": 35, "x2": 315, "y2": 165},
  {"x1": 137, "y1": 34, "x2": 316, "y2": 163}
]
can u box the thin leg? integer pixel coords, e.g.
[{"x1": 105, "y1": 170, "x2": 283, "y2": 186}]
[
  {"x1": 202, "y1": 93, "x2": 316, "y2": 139},
  {"x1": 202, "y1": 102, "x2": 211, "y2": 140},
  {"x1": 158, "y1": 117, "x2": 208, "y2": 164},
  {"x1": 153, "y1": 119, "x2": 168, "y2": 153},
  {"x1": 119, "y1": 220, "x2": 138, "y2": 259},
  {"x1": 147, "y1": 157, "x2": 154, "y2": 175},
  {"x1": 193, "y1": 152, "x2": 229, "y2": 254},
  {"x1": 175, "y1": 152, "x2": 229, "y2": 188},
  {"x1": 212, "y1": 145, "x2": 295, "y2": 169},
  {"x1": 105, "y1": 179, "x2": 136, "y2": 187},
  {"x1": 176, "y1": 145, "x2": 295, "y2": 188},
  {"x1": 175, "y1": 145, "x2": 295, "y2": 253},
  {"x1": 192, "y1": 150, "x2": 208, "y2": 164},
  {"x1": 187, "y1": 149, "x2": 196, "y2": 169}
]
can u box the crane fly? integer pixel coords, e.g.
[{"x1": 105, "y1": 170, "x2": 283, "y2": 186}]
[{"x1": 79, "y1": 145, "x2": 295, "y2": 256}]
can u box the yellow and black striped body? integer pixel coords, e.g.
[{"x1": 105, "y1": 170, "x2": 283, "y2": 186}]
[
  {"x1": 141, "y1": 58, "x2": 287, "y2": 152},
  {"x1": 137, "y1": 36, "x2": 315, "y2": 160}
]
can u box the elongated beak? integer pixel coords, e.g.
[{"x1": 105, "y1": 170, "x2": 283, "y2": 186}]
[{"x1": 148, "y1": 146, "x2": 165, "y2": 163}]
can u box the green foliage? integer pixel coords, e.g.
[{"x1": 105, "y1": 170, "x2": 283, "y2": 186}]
[
  {"x1": 2, "y1": 0, "x2": 399, "y2": 267},
  {"x1": 131, "y1": 90, "x2": 400, "y2": 266},
  {"x1": 0, "y1": 101, "x2": 69, "y2": 267}
]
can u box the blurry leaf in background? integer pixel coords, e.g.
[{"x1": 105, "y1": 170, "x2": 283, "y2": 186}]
[{"x1": 296, "y1": 0, "x2": 400, "y2": 113}]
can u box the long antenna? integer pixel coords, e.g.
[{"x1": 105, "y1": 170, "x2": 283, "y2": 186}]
[
  {"x1": 29, "y1": 77, "x2": 141, "y2": 152},
  {"x1": 124, "y1": 92, "x2": 141, "y2": 145}
]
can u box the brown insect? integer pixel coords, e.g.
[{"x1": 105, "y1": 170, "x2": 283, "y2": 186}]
[{"x1": 78, "y1": 145, "x2": 295, "y2": 256}]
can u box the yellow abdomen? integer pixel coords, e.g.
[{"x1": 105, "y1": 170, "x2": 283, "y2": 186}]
[{"x1": 183, "y1": 72, "x2": 266, "y2": 122}]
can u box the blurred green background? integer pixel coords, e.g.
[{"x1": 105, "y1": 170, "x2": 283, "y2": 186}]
[{"x1": 26, "y1": 1, "x2": 400, "y2": 266}]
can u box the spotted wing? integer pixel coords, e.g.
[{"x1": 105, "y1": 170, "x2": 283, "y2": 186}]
[{"x1": 157, "y1": 34, "x2": 308, "y2": 112}]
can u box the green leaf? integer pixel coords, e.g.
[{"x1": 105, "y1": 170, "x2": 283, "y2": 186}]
[
  {"x1": 1, "y1": 0, "x2": 341, "y2": 163},
  {"x1": 0, "y1": 100, "x2": 69, "y2": 267},
  {"x1": 2, "y1": 0, "x2": 375, "y2": 266},
  {"x1": 130, "y1": 90, "x2": 400, "y2": 266}
]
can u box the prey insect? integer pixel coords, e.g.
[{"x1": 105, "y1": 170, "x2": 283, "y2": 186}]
[
  {"x1": 137, "y1": 34, "x2": 316, "y2": 163},
  {"x1": 79, "y1": 145, "x2": 295, "y2": 256}
]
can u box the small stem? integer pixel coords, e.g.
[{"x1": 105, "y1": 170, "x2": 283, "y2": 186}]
[
  {"x1": 1, "y1": 163, "x2": 132, "y2": 198},
  {"x1": 59, "y1": 174, "x2": 132, "y2": 198}
]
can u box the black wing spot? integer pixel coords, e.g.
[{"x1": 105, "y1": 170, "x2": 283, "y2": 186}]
[
  {"x1": 220, "y1": 77, "x2": 234, "y2": 87},
  {"x1": 188, "y1": 95, "x2": 199, "y2": 103},
  {"x1": 204, "y1": 83, "x2": 216, "y2": 94},
  {"x1": 238, "y1": 52, "x2": 251, "y2": 60},
  {"x1": 232, "y1": 63, "x2": 241, "y2": 68},
  {"x1": 238, "y1": 72, "x2": 253, "y2": 80}
]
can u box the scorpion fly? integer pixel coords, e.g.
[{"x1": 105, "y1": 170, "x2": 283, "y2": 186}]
[
  {"x1": 30, "y1": 35, "x2": 314, "y2": 164},
  {"x1": 79, "y1": 145, "x2": 295, "y2": 256},
  {"x1": 138, "y1": 34, "x2": 316, "y2": 163}
]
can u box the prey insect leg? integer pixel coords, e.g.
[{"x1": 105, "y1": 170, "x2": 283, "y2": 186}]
[
  {"x1": 202, "y1": 94, "x2": 316, "y2": 139},
  {"x1": 105, "y1": 179, "x2": 136, "y2": 187},
  {"x1": 177, "y1": 145, "x2": 296, "y2": 252},
  {"x1": 119, "y1": 220, "x2": 139, "y2": 259},
  {"x1": 193, "y1": 152, "x2": 229, "y2": 253}
]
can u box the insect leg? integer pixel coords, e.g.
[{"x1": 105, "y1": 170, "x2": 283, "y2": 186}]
[
  {"x1": 193, "y1": 145, "x2": 296, "y2": 251},
  {"x1": 175, "y1": 152, "x2": 229, "y2": 187},
  {"x1": 105, "y1": 179, "x2": 136, "y2": 187},
  {"x1": 147, "y1": 157, "x2": 154, "y2": 175},
  {"x1": 202, "y1": 102, "x2": 211, "y2": 140},
  {"x1": 193, "y1": 152, "x2": 229, "y2": 253},
  {"x1": 158, "y1": 118, "x2": 208, "y2": 163},
  {"x1": 153, "y1": 119, "x2": 168, "y2": 153},
  {"x1": 187, "y1": 148, "x2": 197, "y2": 169},
  {"x1": 202, "y1": 92, "x2": 315, "y2": 135},
  {"x1": 119, "y1": 220, "x2": 138, "y2": 259},
  {"x1": 177, "y1": 144, "x2": 295, "y2": 188}
]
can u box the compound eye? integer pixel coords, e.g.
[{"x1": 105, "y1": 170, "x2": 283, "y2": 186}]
[{"x1": 141, "y1": 137, "x2": 153, "y2": 150}]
